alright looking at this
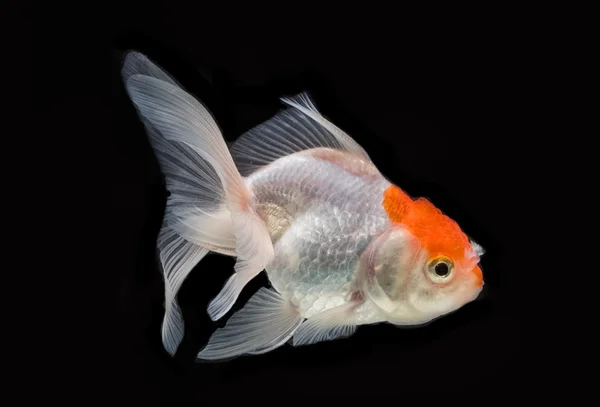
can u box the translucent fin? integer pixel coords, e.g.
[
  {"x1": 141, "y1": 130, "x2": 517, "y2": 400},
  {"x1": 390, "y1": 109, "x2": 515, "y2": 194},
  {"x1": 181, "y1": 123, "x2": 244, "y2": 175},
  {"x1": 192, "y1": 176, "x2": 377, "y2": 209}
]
[
  {"x1": 121, "y1": 51, "x2": 237, "y2": 253},
  {"x1": 246, "y1": 332, "x2": 297, "y2": 355},
  {"x1": 124, "y1": 67, "x2": 274, "y2": 322},
  {"x1": 168, "y1": 205, "x2": 236, "y2": 255},
  {"x1": 292, "y1": 302, "x2": 358, "y2": 347},
  {"x1": 280, "y1": 93, "x2": 371, "y2": 159},
  {"x1": 197, "y1": 288, "x2": 303, "y2": 360},
  {"x1": 157, "y1": 225, "x2": 209, "y2": 355},
  {"x1": 148, "y1": 127, "x2": 238, "y2": 253},
  {"x1": 122, "y1": 51, "x2": 240, "y2": 355},
  {"x1": 230, "y1": 92, "x2": 371, "y2": 177},
  {"x1": 206, "y1": 267, "x2": 258, "y2": 321},
  {"x1": 122, "y1": 51, "x2": 180, "y2": 87}
]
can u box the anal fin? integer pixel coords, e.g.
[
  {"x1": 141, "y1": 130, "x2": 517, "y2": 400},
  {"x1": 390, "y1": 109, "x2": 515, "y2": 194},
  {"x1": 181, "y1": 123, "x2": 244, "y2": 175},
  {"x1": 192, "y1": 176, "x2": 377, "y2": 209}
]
[
  {"x1": 292, "y1": 302, "x2": 359, "y2": 347},
  {"x1": 197, "y1": 288, "x2": 303, "y2": 360}
]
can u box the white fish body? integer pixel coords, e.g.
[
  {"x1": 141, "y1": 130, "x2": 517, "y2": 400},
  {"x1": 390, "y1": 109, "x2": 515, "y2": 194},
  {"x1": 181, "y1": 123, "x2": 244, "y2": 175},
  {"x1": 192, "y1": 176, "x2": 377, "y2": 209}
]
[
  {"x1": 250, "y1": 149, "x2": 390, "y2": 320},
  {"x1": 121, "y1": 51, "x2": 485, "y2": 360}
]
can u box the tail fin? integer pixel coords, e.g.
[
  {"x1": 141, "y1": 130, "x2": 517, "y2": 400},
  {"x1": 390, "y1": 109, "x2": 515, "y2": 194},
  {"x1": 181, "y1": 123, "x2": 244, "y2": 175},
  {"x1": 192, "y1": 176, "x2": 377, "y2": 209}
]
[
  {"x1": 156, "y1": 225, "x2": 209, "y2": 355},
  {"x1": 122, "y1": 52, "x2": 275, "y2": 348}
]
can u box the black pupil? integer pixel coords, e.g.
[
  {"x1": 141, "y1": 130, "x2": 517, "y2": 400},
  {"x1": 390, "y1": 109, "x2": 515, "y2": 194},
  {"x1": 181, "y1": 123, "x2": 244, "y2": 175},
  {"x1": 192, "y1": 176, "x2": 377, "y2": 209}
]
[{"x1": 434, "y1": 262, "x2": 449, "y2": 276}]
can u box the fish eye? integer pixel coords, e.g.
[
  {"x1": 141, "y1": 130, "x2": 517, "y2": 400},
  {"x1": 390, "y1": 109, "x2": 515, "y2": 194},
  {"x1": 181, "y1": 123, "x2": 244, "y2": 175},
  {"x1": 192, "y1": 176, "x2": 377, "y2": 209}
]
[
  {"x1": 427, "y1": 256, "x2": 454, "y2": 282},
  {"x1": 434, "y1": 262, "x2": 450, "y2": 276}
]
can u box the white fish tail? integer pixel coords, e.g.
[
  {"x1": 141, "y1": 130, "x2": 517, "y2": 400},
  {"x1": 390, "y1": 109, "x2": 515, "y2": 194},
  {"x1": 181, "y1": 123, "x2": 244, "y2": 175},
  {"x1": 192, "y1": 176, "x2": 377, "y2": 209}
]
[{"x1": 121, "y1": 51, "x2": 274, "y2": 354}]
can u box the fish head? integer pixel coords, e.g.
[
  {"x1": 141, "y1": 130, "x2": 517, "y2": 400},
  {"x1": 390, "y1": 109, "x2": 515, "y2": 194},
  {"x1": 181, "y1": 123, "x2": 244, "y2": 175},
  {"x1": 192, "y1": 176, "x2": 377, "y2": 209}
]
[{"x1": 366, "y1": 190, "x2": 485, "y2": 325}]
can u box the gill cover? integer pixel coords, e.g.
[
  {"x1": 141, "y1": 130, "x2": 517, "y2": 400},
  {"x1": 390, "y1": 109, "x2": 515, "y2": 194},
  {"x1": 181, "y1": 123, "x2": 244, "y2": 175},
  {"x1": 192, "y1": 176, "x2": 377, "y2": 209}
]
[{"x1": 362, "y1": 226, "x2": 421, "y2": 319}]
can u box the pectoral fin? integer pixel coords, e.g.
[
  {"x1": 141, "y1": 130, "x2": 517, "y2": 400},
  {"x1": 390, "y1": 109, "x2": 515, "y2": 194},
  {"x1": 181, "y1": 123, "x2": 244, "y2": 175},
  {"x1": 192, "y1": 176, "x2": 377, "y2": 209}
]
[{"x1": 292, "y1": 302, "x2": 359, "y2": 347}]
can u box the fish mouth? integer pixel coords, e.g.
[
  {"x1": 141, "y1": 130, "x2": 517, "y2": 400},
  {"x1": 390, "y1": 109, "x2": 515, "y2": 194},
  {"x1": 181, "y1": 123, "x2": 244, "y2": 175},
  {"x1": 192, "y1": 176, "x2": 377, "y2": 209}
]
[{"x1": 474, "y1": 283, "x2": 489, "y2": 302}]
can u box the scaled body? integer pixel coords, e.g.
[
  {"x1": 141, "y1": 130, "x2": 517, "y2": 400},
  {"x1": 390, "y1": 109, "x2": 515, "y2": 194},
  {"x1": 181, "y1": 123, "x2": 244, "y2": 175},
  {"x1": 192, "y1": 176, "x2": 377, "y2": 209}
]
[{"x1": 251, "y1": 148, "x2": 391, "y2": 321}]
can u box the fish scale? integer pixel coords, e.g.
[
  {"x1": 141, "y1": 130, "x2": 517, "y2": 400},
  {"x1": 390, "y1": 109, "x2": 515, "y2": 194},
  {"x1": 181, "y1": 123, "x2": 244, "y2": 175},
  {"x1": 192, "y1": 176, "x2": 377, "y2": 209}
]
[{"x1": 248, "y1": 150, "x2": 392, "y2": 318}]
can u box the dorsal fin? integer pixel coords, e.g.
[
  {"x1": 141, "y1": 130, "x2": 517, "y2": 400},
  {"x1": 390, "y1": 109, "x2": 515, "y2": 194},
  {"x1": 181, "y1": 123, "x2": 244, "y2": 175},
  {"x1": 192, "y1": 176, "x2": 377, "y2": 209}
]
[{"x1": 230, "y1": 92, "x2": 371, "y2": 176}]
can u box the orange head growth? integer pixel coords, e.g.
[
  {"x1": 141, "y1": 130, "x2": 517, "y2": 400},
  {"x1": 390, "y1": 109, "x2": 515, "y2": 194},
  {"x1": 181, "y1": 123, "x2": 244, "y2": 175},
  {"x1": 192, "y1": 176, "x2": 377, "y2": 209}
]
[{"x1": 383, "y1": 184, "x2": 481, "y2": 284}]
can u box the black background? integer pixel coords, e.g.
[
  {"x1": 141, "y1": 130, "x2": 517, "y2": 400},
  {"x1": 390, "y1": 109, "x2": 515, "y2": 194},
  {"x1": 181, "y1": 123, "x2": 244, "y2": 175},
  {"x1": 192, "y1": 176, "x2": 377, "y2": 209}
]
[{"x1": 110, "y1": 4, "x2": 539, "y2": 402}]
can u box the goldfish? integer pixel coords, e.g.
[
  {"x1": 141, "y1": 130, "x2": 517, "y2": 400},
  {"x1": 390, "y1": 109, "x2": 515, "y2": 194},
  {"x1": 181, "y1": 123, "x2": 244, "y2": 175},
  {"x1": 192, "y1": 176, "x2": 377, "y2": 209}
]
[{"x1": 121, "y1": 51, "x2": 485, "y2": 361}]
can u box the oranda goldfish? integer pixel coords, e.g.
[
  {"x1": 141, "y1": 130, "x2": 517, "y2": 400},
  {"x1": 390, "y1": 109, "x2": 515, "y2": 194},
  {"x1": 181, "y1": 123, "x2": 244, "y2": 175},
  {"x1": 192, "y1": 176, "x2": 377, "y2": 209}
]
[{"x1": 121, "y1": 51, "x2": 485, "y2": 360}]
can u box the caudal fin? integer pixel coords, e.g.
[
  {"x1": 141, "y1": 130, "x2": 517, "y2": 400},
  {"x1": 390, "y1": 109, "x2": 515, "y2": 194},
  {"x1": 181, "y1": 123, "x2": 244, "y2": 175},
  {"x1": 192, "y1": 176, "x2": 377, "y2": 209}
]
[{"x1": 122, "y1": 52, "x2": 274, "y2": 345}]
